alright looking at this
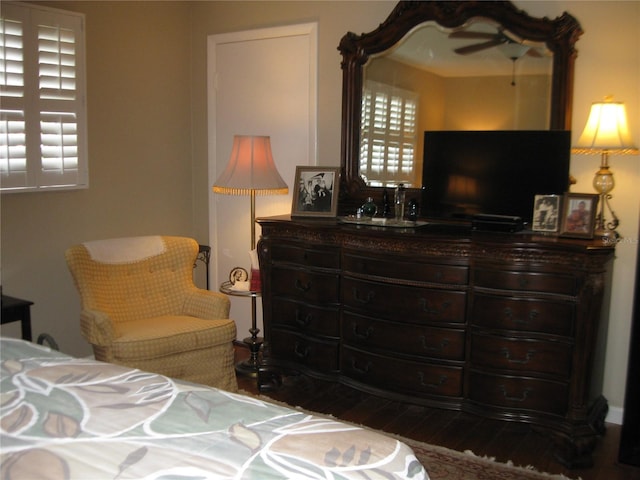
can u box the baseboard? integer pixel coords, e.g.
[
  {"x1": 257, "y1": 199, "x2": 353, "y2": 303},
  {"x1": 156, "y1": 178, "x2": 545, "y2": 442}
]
[{"x1": 606, "y1": 406, "x2": 623, "y2": 425}]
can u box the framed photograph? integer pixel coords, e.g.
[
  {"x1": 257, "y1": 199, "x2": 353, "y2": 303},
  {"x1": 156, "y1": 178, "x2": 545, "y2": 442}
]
[
  {"x1": 532, "y1": 194, "x2": 561, "y2": 233},
  {"x1": 559, "y1": 193, "x2": 599, "y2": 239},
  {"x1": 229, "y1": 267, "x2": 248, "y2": 285},
  {"x1": 291, "y1": 166, "x2": 340, "y2": 218}
]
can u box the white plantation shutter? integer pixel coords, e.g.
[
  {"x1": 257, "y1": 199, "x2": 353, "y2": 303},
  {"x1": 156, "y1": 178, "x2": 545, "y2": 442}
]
[
  {"x1": 360, "y1": 80, "x2": 417, "y2": 187},
  {"x1": 1, "y1": 3, "x2": 87, "y2": 192}
]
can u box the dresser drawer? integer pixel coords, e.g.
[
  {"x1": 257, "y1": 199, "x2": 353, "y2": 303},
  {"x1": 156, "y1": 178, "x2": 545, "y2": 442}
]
[
  {"x1": 272, "y1": 266, "x2": 340, "y2": 303},
  {"x1": 474, "y1": 269, "x2": 576, "y2": 296},
  {"x1": 471, "y1": 332, "x2": 572, "y2": 378},
  {"x1": 343, "y1": 251, "x2": 468, "y2": 285},
  {"x1": 270, "y1": 329, "x2": 339, "y2": 372},
  {"x1": 271, "y1": 243, "x2": 340, "y2": 269},
  {"x1": 472, "y1": 293, "x2": 574, "y2": 337},
  {"x1": 342, "y1": 277, "x2": 466, "y2": 324},
  {"x1": 469, "y1": 371, "x2": 568, "y2": 415},
  {"x1": 342, "y1": 346, "x2": 463, "y2": 397},
  {"x1": 272, "y1": 298, "x2": 339, "y2": 337},
  {"x1": 343, "y1": 311, "x2": 465, "y2": 360}
]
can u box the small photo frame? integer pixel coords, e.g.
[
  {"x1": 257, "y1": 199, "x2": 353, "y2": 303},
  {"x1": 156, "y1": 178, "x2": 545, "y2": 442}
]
[
  {"x1": 229, "y1": 267, "x2": 248, "y2": 284},
  {"x1": 532, "y1": 194, "x2": 561, "y2": 232},
  {"x1": 291, "y1": 166, "x2": 340, "y2": 218},
  {"x1": 559, "y1": 193, "x2": 599, "y2": 239}
]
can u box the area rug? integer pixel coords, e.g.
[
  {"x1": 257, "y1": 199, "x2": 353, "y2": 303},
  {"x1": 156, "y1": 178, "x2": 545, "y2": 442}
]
[
  {"x1": 399, "y1": 436, "x2": 576, "y2": 480},
  {"x1": 243, "y1": 391, "x2": 577, "y2": 480}
]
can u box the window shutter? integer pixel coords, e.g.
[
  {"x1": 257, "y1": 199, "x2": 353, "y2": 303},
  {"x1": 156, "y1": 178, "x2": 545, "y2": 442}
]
[
  {"x1": 1, "y1": 3, "x2": 87, "y2": 192},
  {"x1": 359, "y1": 80, "x2": 418, "y2": 187}
]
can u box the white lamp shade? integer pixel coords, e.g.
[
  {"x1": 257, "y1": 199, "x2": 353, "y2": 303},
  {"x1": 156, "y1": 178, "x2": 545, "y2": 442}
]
[
  {"x1": 573, "y1": 100, "x2": 638, "y2": 153},
  {"x1": 213, "y1": 135, "x2": 289, "y2": 196}
]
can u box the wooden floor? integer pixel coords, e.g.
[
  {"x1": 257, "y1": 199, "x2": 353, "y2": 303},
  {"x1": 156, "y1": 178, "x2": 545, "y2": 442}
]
[{"x1": 235, "y1": 346, "x2": 640, "y2": 480}]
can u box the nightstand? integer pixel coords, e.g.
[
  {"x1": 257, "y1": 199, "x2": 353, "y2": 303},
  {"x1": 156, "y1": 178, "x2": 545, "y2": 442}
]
[{"x1": 1, "y1": 295, "x2": 34, "y2": 341}]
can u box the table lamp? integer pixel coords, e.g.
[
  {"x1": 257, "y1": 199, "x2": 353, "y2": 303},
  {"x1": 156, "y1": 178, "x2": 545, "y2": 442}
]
[
  {"x1": 213, "y1": 135, "x2": 288, "y2": 375},
  {"x1": 572, "y1": 96, "x2": 638, "y2": 240}
]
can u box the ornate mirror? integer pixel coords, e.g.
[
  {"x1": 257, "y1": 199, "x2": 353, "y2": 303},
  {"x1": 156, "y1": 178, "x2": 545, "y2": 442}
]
[{"x1": 338, "y1": 0, "x2": 583, "y2": 213}]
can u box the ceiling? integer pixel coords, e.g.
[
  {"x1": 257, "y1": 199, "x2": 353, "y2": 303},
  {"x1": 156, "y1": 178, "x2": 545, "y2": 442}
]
[{"x1": 386, "y1": 21, "x2": 552, "y2": 77}]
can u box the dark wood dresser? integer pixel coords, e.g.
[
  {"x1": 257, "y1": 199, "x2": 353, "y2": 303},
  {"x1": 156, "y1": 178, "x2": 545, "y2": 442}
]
[{"x1": 257, "y1": 215, "x2": 615, "y2": 468}]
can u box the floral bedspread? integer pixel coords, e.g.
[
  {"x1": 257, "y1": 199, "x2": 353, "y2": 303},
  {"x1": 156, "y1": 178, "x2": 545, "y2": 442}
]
[{"x1": 0, "y1": 338, "x2": 427, "y2": 479}]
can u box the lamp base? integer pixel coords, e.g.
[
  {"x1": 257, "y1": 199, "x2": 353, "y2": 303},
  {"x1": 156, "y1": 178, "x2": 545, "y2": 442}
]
[
  {"x1": 594, "y1": 228, "x2": 619, "y2": 245},
  {"x1": 235, "y1": 336, "x2": 263, "y2": 378}
]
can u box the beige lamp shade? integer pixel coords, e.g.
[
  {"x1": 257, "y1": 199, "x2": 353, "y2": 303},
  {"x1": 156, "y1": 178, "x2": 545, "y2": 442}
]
[
  {"x1": 213, "y1": 135, "x2": 289, "y2": 196},
  {"x1": 572, "y1": 98, "x2": 638, "y2": 154}
]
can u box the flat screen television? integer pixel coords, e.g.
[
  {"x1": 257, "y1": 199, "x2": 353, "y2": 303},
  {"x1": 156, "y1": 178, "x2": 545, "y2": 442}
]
[{"x1": 421, "y1": 130, "x2": 571, "y2": 225}]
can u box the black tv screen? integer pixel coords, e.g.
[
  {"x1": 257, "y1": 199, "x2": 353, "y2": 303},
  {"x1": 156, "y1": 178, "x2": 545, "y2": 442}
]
[{"x1": 421, "y1": 130, "x2": 571, "y2": 225}]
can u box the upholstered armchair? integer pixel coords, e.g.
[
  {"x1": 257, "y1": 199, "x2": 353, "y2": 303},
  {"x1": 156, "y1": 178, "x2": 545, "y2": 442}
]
[{"x1": 65, "y1": 235, "x2": 237, "y2": 391}]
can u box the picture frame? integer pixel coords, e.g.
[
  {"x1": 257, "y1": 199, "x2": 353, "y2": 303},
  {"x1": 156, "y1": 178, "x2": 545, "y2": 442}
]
[
  {"x1": 531, "y1": 194, "x2": 561, "y2": 233},
  {"x1": 559, "y1": 193, "x2": 599, "y2": 239},
  {"x1": 291, "y1": 166, "x2": 340, "y2": 218},
  {"x1": 229, "y1": 267, "x2": 248, "y2": 285}
]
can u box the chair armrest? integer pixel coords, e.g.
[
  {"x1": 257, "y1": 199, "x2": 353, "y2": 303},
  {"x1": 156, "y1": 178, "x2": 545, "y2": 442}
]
[
  {"x1": 79, "y1": 309, "x2": 116, "y2": 346},
  {"x1": 183, "y1": 289, "x2": 231, "y2": 319}
]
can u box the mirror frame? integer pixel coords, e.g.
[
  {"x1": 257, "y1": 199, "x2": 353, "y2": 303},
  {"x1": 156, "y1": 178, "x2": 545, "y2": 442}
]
[{"x1": 338, "y1": 0, "x2": 583, "y2": 213}]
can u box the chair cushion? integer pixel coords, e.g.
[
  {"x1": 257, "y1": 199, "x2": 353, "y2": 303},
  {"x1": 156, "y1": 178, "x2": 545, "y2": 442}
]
[{"x1": 112, "y1": 316, "x2": 236, "y2": 361}]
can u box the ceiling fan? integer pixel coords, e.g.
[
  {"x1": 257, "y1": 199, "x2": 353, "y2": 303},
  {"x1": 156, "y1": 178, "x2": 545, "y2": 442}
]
[
  {"x1": 450, "y1": 29, "x2": 542, "y2": 85},
  {"x1": 449, "y1": 29, "x2": 542, "y2": 58}
]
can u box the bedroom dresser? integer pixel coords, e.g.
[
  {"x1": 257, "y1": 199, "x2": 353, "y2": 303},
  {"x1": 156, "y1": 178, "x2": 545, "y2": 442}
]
[{"x1": 257, "y1": 215, "x2": 615, "y2": 468}]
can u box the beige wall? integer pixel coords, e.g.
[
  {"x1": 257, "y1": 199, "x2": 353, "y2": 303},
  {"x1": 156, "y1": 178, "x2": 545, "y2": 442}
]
[
  {"x1": 1, "y1": 1, "x2": 195, "y2": 355},
  {"x1": 1, "y1": 1, "x2": 638, "y2": 417}
]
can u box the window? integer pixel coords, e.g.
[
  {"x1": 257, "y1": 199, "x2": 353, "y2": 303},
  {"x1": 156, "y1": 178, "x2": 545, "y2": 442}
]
[
  {"x1": 360, "y1": 80, "x2": 417, "y2": 187},
  {"x1": 1, "y1": 2, "x2": 87, "y2": 193}
]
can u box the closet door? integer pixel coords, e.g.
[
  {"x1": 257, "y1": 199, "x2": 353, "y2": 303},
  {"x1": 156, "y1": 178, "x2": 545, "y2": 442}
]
[{"x1": 207, "y1": 24, "x2": 317, "y2": 337}]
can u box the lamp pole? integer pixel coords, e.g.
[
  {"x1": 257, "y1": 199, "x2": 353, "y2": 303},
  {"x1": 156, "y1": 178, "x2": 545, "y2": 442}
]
[{"x1": 237, "y1": 190, "x2": 262, "y2": 376}]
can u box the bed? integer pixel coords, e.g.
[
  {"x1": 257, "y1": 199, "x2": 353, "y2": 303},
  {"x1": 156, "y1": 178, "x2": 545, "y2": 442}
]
[{"x1": 0, "y1": 338, "x2": 428, "y2": 479}]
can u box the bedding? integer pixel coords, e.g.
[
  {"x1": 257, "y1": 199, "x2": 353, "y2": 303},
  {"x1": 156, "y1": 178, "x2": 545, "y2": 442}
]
[{"x1": 0, "y1": 338, "x2": 428, "y2": 479}]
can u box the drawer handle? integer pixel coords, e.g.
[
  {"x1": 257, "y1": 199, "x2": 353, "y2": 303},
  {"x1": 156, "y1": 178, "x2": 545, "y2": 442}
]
[
  {"x1": 294, "y1": 310, "x2": 312, "y2": 327},
  {"x1": 418, "y1": 372, "x2": 447, "y2": 389},
  {"x1": 295, "y1": 279, "x2": 312, "y2": 293},
  {"x1": 351, "y1": 359, "x2": 372, "y2": 374},
  {"x1": 352, "y1": 323, "x2": 373, "y2": 340},
  {"x1": 503, "y1": 307, "x2": 539, "y2": 326},
  {"x1": 420, "y1": 336, "x2": 449, "y2": 353},
  {"x1": 293, "y1": 342, "x2": 309, "y2": 359},
  {"x1": 420, "y1": 298, "x2": 451, "y2": 316},
  {"x1": 352, "y1": 288, "x2": 375, "y2": 304},
  {"x1": 499, "y1": 385, "x2": 532, "y2": 403},
  {"x1": 501, "y1": 347, "x2": 536, "y2": 364}
]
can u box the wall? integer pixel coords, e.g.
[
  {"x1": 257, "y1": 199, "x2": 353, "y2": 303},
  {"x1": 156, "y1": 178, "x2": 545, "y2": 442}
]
[
  {"x1": 0, "y1": 1, "x2": 195, "y2": 356},
  {"x1": 1, "y1": 0, "x2": 638, "y2": 418},
  {"x1": 444, "y1": 74, "x2": 550, "y2": 130},
  {"x1": 190, "y1": 0, "x2": 639, "y2": 418}
]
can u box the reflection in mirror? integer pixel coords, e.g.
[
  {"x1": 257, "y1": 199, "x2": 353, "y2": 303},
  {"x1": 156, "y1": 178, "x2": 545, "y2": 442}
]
[
  {"x1": 361, "y1": 21, "x2": 553, "y2": 188},
  {"x1": 338, "y1": 1, "x2": 583, "y2": 216}
]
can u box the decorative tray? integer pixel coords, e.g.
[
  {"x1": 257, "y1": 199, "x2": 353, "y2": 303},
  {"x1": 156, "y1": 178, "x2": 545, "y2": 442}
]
[{"x1": 338, "y1": 216, "x2": 428, "y2": 228}]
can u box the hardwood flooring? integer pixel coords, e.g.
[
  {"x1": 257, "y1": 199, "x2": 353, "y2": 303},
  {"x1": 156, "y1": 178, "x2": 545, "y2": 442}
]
[{"x1": 234, "y1": 346, "x2": 640, "y2": 480}]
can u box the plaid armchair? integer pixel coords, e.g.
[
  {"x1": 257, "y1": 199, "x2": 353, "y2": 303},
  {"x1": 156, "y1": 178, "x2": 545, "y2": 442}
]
[{"x1": 65, "y1": 235, "x2": 237, "y2": 391}]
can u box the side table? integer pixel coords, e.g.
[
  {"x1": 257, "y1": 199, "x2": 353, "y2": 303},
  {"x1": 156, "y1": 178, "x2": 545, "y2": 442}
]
[
  {"x1": 1, "y1": 295, "x2": 34, "y2": 341},
  {"x1": 219, "y1": 281, "x2": 262, "y2": 377}
]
